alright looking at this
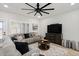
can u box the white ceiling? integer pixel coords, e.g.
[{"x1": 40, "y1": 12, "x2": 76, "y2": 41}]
[{"x1": 0, "y1": 3, "x2": 79, "y2": 18}]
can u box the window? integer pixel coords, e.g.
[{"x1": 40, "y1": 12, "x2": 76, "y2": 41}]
[{"x1": 20, "y1": 23, "x2": 29, "y2": 33}]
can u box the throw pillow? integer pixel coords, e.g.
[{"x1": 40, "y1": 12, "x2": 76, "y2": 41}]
[
  {"x1": 24, "y1": 33, "x2": 29, "y2": 39},
  {"x1": 16, "y1": 34, "x2": 24, "y2": 41},
  {"x1": 11, "y1": 37, "x2": 17, "y2": 41}
]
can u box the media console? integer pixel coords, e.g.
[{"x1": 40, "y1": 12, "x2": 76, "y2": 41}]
[
  {"x1": 46, "y1": 33, "x2": 62, "y2": 45},
  {"x1": 45, "y1": 24, "x2": 62, "y2": 45}
]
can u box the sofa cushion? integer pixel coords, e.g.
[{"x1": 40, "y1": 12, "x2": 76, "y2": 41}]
[
  {"x1": 11, "y1": 37, "x2": 17, "y2": 41},
  {"x1": 23, "y1": 38, "x2": 34, "y2": 44},
  {"x1": 14, "y1": 42, "x2": 29, "y2": 55},
  {"x1": 30, "y1": 32, "x2": 37, "y2": 37},
  {"x1": 29, "y1": 32, "x2": 39, "y2": 38},
  {"x1": 22, "y1": 36, "x2": 41, "y2": 44},
  {"x1": 24, "y1": 33, "x2": 29, "y2": 39}
]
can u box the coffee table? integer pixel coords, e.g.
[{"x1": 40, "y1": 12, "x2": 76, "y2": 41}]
[{"x1": 38, "y1": 39, "x2": 50, "y2": 50}]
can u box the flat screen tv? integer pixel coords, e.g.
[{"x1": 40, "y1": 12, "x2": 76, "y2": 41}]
[{"x1": 47, "y1": 24, "x2": 62, "y2": 33}]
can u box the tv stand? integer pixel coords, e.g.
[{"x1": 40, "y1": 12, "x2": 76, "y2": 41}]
[{"x1": 45, "y1": 33, "x2": 62, "y2": 45}]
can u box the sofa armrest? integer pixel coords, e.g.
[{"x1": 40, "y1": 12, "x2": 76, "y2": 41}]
[{"x1": 14, "y1": 42, "x2": 29, "y2": 55}]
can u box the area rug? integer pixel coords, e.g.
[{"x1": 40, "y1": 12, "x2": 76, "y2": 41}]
[{"x1": 29, "y1": 42, "x2": 79, "y2": 56}]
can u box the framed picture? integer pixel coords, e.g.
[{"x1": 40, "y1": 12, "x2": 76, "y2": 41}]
[{"x1": 32, "y1": 24, "x2": 38, "y2": 31}]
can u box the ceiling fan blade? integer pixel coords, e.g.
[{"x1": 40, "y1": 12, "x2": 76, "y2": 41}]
[
  {"x1": 25, "y1": 3, "x2": 36, "y2": 9},
  {"x1": 40, "y1": 3, "x2": 51, "y2": 9},
  {"x1": 39, "y1": 12, "x2": 42, "y2": 16},
  {"x1": 43, "y1": 8, "x2": 54, "y2": 10},
  {"x1": 37, "y1": 3, "x2": 39, "y2": 9},
  {"x1": 41, "y1": 11, "x2": 49, "y2": 14},
  {"x1": 22, "y1": 8, "x2": 34, "y2": 10},
  {"x1": 27, "y1": 11, "x2": 35, "y2": 14},
  {"x1": 34, "y1": 12, "x2": 37, "y2": 16}
]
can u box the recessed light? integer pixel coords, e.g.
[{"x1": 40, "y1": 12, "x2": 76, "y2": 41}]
[
  {"x1": 4, "y1": 4, "x2": 8, "y2": 8},
  {"x1": 70, "y1": 3, "x2": 75, "y2": 6}
]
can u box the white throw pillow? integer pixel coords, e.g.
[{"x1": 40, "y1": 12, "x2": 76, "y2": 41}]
[{"x1": 16, "y1": 35, "x2": 23, "y2": 41}]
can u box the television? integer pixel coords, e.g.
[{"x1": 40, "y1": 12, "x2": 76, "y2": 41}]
[{"x1": 47, "y1": 24, "x2": 62, "y2": 33}]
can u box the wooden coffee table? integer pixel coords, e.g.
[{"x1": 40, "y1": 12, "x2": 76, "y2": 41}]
[{"x1": 38, "y1": 39, "x2": 50, "y2": 50}]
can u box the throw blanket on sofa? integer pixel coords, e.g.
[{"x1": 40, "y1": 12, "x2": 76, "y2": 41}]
[{"x1": 0, "y1": 35, "x2": 21, "y2": 56}]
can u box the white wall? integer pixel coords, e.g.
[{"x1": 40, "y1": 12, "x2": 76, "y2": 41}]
[
  {"x1": 1, "y1": 8, "x2": 79, "y2": 42},
  {"x1": 39, "y1": 9, "x2": 79, "y2": 41},
  {"x1": 0, "y1": 10, "x2": 39, "y2": 35}
]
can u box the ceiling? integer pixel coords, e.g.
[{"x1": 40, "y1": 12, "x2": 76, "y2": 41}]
[{"x1": 0, "y1": 3, "x2": 79, "y2": 18}]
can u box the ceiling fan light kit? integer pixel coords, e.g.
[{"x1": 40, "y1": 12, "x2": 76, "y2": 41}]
[{"x1": 22, "y1": 3, "x2": 54, "y2": 16}]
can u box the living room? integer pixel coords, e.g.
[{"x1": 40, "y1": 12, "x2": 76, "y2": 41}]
[{"x1": 0, "y1": 2, "x2": 79, "y2": 56}]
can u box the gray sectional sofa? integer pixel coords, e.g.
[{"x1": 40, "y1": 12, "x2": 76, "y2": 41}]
[
  {"x1": 0, "y1": 32, "x2": 43, "y2": 56},
  {"x1": 11, "y1": 32, "x2": 43, "y2": 44}
]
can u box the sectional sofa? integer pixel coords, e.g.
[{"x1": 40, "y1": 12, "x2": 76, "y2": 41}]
[
  {"x1": 0, "y1": 32, "x2": 43, "y2": 56},
  {"x1": 11, "y1": 32, "x2": 43, "y2": 44}
]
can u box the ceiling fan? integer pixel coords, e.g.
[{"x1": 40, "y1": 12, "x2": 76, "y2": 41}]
[{"x1": 22, "y1": 3, "x2": 54, "y2": 16}]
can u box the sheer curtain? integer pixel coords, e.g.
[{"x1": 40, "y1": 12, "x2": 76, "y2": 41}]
[
  {"x1": 20, "y1": 23, "x2": 29, "y2": 34},
  {"x1": 8, "y1": 22, "x2": 29, "y2": 34}
]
